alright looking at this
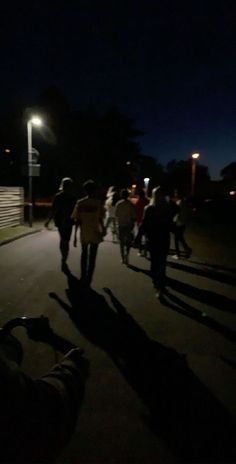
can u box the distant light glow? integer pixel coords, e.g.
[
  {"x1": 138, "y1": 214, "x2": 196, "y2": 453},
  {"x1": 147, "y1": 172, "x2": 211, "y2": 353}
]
[
  {"x1": 229, "y1": 191, "x2": 235, "y2": 196},
  {"x1": 132, "y1": 184, "x2": 136, "y2": 188},
  {"x1": 144, "y1": 177, "x2": 150, "y2": 182},
  {"x1": 126, "y1": 161, "x2": 131, "y2": 165},
  {"x1": 5, "y1": 149, "x2": 11, "y2": 153},
  {"x1": 30, "y1": 116, "x2": 42, "y2": 126},
  {"x1": 192, "y1": 153, "x2": 200, "y2": 159}
]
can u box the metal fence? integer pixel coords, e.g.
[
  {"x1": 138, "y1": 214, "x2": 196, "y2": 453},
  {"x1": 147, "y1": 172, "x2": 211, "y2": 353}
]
[{"x1": 0, "y1": 187, "x2": 24, "y2": 228}]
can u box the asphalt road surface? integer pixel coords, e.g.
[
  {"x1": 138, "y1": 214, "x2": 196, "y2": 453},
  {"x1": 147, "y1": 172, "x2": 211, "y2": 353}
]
[{"x1": 0, "y1": 228, "x2": 235, "y2": 463}]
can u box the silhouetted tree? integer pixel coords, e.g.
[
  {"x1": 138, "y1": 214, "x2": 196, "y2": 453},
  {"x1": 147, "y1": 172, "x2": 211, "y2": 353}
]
[
  {"x1": 221, "y1": 162, "x2": 236, "y2": 191},
  {"x1": 0, "y1": 88, "x2": 144, "y2": 195}
]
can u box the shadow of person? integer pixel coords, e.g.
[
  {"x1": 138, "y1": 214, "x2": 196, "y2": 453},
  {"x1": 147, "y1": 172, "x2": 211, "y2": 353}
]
[
  {"x1": 188, "y1": 260, "x2": 236, "y2": 274},
  {"x1": 160, "y1": 289, "x2": 236, "y2": 343},
  {"x1": 167, "y1": 260, "x2": 236, "y2": 286},
  {"x1": 126, "y1": 264, "x2": 150, "y2": 276},
  {"x1": 166, "y1": 276, "x2": 236, "y2": 314},
  {"x1": 49, "y1": 274, "x2": 235, "y2": 462}
]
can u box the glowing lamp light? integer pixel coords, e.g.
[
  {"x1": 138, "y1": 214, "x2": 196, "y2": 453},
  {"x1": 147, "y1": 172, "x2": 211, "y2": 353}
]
[
  {"x1": 27, "y1": 115, "x2": 43, "y2": 228},
  {"x1": 30, "y1": 116, "x2": 42, "y2": 126},
  {"x1": 5, "y1": 149, "x2": 11, "y2": 153},
  {"x1": 192, "y1": 153, "x2": 200, "y2": 159},
  {"x1": 144, "y1": 177, "x2": 150, "y2": 188},
  {"x1": 229, "y1": 191, "x2": 235, "y2": 196},
  {"x1": 132, "y1": 184, "x2": 136, "y2": 189},
  {"x1": 126, "y1": 161, "x2": 131, "y2": 165}
]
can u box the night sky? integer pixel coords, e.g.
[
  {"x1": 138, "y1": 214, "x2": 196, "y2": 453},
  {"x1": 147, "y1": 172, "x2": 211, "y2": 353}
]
[{"x1": 1, "y1": 1, "x2": 235, "y2": 179}]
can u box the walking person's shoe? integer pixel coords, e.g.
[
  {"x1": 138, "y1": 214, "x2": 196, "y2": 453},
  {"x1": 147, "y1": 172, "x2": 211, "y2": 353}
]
[
  {"x1": 155, "y1": 289, "x2": 161, "y2": 298},
  {"x1": 155, "y1": 287, "x2": 165, "y2": 299}
]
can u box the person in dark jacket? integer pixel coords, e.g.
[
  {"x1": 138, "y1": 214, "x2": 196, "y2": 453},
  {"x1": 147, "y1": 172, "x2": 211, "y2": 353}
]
[
  {"x1": 135, "y1": 186, "x2": 176, "y2": 298},
  {"x1": 45, "y1": 178, "x2": 77, "y2": 271},
  {"x1": 0, "y1": 328, "x2": 88, "y2": 463}
]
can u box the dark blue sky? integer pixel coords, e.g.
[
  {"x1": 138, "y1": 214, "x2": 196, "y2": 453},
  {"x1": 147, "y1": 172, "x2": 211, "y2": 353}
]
[{"x1": 1, "y1": 1, "x2": 235, "y2": 179}]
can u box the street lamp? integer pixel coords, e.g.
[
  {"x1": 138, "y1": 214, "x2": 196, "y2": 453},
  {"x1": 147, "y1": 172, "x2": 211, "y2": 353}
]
[
  {"x1": 27, "y1": 116, "x2": 42, "y2": 227},
  {"x1": 144, "y1": 177, "x2": 150, "y2": 196},
  {"x1": 191, "y1": 153, "x2": 200, "y2": 196}
]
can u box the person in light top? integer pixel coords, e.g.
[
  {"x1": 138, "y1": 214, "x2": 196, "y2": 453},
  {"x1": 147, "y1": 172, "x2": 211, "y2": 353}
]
[{"x1": 71, "y1": 180, "x2": 105, "y2": 285}]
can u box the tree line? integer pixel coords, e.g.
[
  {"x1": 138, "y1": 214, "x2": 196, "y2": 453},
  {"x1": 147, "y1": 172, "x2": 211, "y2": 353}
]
[{"x1": 0, "y1": 86, "x2": 234, "y2": 197}]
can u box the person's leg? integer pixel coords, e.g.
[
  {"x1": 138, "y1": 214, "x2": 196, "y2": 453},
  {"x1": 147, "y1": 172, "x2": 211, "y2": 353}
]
[
  {"x1": 118, "y1": 227, "x2": 125, "y2": 263},
  {"x1": 105, "y1": 216, "x2": 112, "y2": 233},
  {"x1": 59, "y1": 226, "x2": 72, "y2": 267},
  {"x1": 143, "y1": 235, "x2": 148, "y2": 258},
  {"x1": 174, "y1": 225, "x2": 181, "y2": 257},
  {"x1": 157, "y1": 249, "x2": 168, "y2": 290},
  {"x1": 81, "y1": 244, "x2": 88, "y2": 281},
  {"x1": 157, "y1": 236, "x2": 170, "y2": 291},
  {"x1": 87, "y1": 244, "x2": 98, "y2": 284},
  {"x1": 179, "y1": 225, "x2": 192, "y2": 256},
  {"x1": 151, "y1": 236, "x2": 170, "y2": 296},
  {"x1": 111, "y1": 217, "x2": 117, "y2": 242},
  {"x1": 149, "y1": 244, "x2": 159, "y2": 288},
  {"x1": 125, "y1": 228, "x2": 133, "y2": 264}
]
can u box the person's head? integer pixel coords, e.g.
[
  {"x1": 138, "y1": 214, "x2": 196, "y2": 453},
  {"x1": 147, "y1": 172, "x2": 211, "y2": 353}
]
[
  {"x1": 59, "y1": 177, "x2": 73, "y2": 193},
  {"x1": 83, "y1": 179, "x2": 97, "y2": 197},
  {"x1": 150, "y1": 186, "x2": 166, "y2": 207},
  {"x1": 121, "y1": 189, "x2": 129, "y2": 200}
]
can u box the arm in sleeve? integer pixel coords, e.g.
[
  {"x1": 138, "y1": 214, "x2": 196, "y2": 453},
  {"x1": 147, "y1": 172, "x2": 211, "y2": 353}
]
[{"x1": 71, "y1": 201, "x2": 80, "y2": 224}]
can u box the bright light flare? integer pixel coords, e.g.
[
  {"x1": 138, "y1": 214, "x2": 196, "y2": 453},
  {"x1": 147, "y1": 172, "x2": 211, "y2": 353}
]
[
  {"x1": 192, "y1": 153, "x2": 200, "y2": 159},
  {"x1": 229, "y1": 191, "x2": 235, "y2": 196},
  {"x1": 30, "y1": 116, "x2": 42, "y2": 126}
]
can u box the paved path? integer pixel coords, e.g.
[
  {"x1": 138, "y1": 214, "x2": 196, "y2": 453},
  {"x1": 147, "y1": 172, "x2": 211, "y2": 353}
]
[{"x1": 0, "y1": 229, "x2": 235, "y2": 463}]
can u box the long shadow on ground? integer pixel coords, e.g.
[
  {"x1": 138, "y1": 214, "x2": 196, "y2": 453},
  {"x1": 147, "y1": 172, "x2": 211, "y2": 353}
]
[
  {"x1": 166, "y1": 276, "x2": 236, "y2": 314},
  {"x1": 50, "y1": 272, "x2": 235, "y2": 463},
  {"x1": 161, "y1": 289, "x2": 236, "y2": 344},
  {"x1": 167, "y1": 260, "x2": 236, "y2": 286},
  {"x1": 128, "y1": 264, "x2": 236, "y2": 342},
  {"x1": 188, "y1": 260, "x2": 236, "y2": 274}
]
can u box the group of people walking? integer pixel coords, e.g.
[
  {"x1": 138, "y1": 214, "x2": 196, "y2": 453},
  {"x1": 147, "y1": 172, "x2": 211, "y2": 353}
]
[{"x1": 45, "y1": 177, "x2": 192, "y2": 297}]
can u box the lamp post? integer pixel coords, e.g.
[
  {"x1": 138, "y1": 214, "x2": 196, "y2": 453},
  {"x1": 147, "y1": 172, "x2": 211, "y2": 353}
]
[
  {"x1": 27, "y1": 116, "x2": 42, "y2": 227},
  {"x1": 191, "y1": 153, "x2": 200, "y2": 196},
  {"x1": 144, "y1": 177, "x2": 150, "y2": 196}
]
